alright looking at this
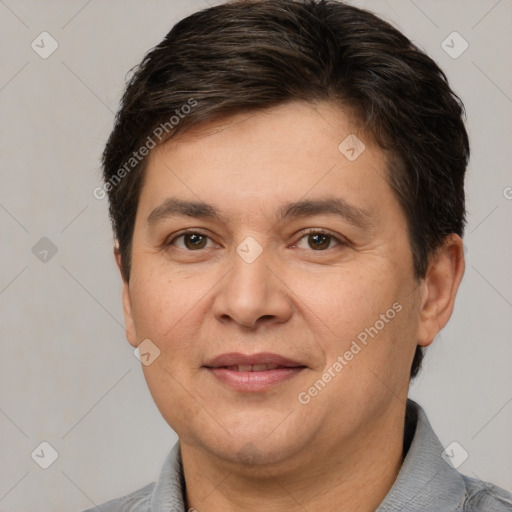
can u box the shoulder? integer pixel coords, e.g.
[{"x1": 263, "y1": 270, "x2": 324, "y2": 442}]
[
  {"x1": 80, "y1": 482, "x2": 155, "y2": 512},
  {"x1": 462, "y1": 474, "x2": 512, "y2": 511}
]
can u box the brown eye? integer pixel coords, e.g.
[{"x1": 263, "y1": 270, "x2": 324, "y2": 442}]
[
  {"x1": 295, "y1": 231, "x2": 341, "y2": 251},
  {"x1": 183, "y1": 233, "x2": 208, "y2": 250},
  {"x1": 308, "y1": 233, "x2": 331, "y2": 250},
  {"x1": 170, "y1": 232, "x2": 213, "y2": 250}
]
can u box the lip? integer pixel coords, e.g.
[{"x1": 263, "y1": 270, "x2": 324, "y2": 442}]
[
  {"x1": 203, "y1": 352, "x2": 307, "y2": 392},
  {"x1": 204, "y1": 352, "x2": 305, "y2": 368}
]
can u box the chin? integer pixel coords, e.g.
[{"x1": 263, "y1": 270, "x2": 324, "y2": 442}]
[
  {"x1": 211, "y1": 439, "x2": 301, "y2": 473},
  {"x1": 190, "y1": 416, "x2": 312, "y2": 472}
]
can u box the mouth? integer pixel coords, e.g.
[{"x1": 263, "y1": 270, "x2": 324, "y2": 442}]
[
  {"x1": 203, "y1": 352, "x2": 307, "y2": 392},
  {"x1": 221, "y1": 363, "x2": 299, "y2": 372}
]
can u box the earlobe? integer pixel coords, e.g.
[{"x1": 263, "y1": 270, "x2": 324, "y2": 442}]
[
  {"x1": 417, "y1": 234, "x2": 465, "y2": 347},
  {"x1": 114, "y1": 244, "x2": 138, "y2": 348}
]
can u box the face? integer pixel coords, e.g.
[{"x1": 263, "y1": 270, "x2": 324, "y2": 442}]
[{"x1": 120, "y1": 101, "x2": 429, "y2": 471}]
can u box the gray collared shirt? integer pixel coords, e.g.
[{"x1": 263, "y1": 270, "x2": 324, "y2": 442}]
[{"x1": 83, "y1": 400, "x2": 512, "y2": 511}]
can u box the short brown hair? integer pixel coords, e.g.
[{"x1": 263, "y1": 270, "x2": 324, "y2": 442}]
[{"x1": 101, "y1": 0, "x2": 470, "y2": 378}]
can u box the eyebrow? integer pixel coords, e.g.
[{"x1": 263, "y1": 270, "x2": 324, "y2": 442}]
[
  {"x1": 146, "y1": 198, "x2": 220, "y2": 227},
  {"x1": 277, "y1": 198, "x2": 370, "y2": 228},
  {"x1": 146, "y1": 197, "x2": 371, "y2": 229}
]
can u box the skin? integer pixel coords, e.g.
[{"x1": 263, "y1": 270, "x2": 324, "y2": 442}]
[{"x1": 116, "y1": 101, "x2": 465, "y2": 512}]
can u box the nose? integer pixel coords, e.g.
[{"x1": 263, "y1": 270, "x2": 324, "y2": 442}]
[{"x1": 211, "y1": 247, "x2": 293, "y2": 329}]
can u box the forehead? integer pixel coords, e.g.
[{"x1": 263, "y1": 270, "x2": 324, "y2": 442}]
[{"x1": 137, "y1": 101, "x2": 398, "y2": 226}]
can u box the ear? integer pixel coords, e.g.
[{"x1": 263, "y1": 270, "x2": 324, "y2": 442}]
[
  {"x1": 114, "y1": 244, "x2": 138, "y2": 348},
  {"x1": 417, "y1": 234, "x2": 465, "y2": 347}
]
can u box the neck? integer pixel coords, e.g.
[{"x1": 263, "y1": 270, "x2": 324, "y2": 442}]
[{"x1": 181, "y1": 402, "x2": 406, "y2": 512}]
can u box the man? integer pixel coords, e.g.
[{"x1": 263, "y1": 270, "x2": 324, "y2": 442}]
[{"x1": 85, "y1": 0, "x2": 512, "y2": 510}]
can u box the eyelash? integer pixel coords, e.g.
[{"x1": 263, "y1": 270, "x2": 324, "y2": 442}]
[{"x1": 166, "y1": 228, "x2": 347, "y2": 251}]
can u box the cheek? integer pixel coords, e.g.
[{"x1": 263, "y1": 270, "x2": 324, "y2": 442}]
[
  {"x1": 128, "y1": 257, "x2": 199, "y2": 338},
  {"x1": 292, "y1": 263, "x2": 399, "y2": 336},
  {"x1": 128, "y1": 260, "x2": 217, "y2": 390},
  {"x1": 296, "y1": 261, "x2": 417, "y2": 383}
]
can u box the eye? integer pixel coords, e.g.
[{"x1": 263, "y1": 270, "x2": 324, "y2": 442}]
[
  {"x1": 169, "y1": 232, "x2": 215, "y2": 250},
  {"x1": 295, "y1": 230, "x2": 342, "y2": 251}
]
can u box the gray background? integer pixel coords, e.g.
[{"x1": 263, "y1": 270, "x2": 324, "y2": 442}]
[{"x1": 0, "y1": 0, "x2": 511, "y2": 510}]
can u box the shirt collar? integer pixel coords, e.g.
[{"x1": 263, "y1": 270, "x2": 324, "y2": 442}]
[
  {"x1": 150, "y1": 399, "x2": 467, "y2": 511},
  {"x1": 377, "y1": 399, "x2": 467, "y2": 511},
  {"x1": 150, "y1": 442, "x2": 186, "y2": 511}
]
